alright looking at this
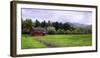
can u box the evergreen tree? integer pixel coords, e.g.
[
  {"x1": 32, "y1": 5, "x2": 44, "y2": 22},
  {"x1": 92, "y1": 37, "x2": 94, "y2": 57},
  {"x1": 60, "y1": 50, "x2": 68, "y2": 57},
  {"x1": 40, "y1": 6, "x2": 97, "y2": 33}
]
[{"x1": 35, "y1": 19, "x2": 40, "y2": 27}]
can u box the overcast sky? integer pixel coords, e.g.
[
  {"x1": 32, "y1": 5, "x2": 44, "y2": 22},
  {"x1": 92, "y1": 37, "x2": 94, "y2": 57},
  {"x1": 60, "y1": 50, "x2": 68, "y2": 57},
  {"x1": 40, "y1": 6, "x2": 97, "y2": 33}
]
[{"x1": 22, "y1": 8, "x2": 92, "y2": 25}]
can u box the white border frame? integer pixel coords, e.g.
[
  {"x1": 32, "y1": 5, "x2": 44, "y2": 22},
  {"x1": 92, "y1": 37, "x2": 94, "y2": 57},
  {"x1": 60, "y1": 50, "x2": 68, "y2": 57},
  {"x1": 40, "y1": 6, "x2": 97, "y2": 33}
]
[{"x1": 16, "y1": 3, "x2": 96, "y2": 55}]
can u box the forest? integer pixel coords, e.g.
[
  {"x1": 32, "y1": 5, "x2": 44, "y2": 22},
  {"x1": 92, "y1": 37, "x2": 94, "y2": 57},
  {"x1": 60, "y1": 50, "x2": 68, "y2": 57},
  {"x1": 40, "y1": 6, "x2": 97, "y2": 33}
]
[{"x1": 22, "y1": 19, "x2": 92, "y2": 34}]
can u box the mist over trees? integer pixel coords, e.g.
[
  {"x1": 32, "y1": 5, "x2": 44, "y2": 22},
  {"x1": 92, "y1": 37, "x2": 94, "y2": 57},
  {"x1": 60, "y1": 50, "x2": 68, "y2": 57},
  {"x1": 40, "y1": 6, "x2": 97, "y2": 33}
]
[{"x1": 22, "y1": 19, "x2": 92, "y2": 34}]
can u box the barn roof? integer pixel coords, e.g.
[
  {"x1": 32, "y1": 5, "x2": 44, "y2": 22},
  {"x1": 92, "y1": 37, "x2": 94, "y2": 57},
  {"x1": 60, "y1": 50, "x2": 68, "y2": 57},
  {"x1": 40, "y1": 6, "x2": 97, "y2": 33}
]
[{"x1": 32, "y1": 27, "x2": 47, "y2": 32}]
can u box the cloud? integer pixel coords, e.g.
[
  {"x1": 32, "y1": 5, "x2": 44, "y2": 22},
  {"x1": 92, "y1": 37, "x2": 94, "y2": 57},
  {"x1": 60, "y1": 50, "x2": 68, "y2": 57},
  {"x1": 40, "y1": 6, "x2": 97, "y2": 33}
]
[{"x1": 22, "y1": 8, "x2": 92, "y2": 25}]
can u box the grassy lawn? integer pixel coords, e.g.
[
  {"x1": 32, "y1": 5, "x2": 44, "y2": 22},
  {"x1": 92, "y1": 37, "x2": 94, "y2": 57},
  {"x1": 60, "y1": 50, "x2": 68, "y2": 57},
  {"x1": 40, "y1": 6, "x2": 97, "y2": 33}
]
[
  {"x1": 21, "y1": 35, "x2": 47, "y2": 49},
  {"x1": 42, "y1": 34, "x2": 92, "y2": 47},
  {"x1": 21, "y1": 34, "x2": 92, "y2": 49}
]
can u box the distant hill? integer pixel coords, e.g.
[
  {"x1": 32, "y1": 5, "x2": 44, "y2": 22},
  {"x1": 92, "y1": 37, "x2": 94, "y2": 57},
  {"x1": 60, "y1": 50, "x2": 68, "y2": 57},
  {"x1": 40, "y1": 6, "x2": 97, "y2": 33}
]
[{"x1": 69, "y1": 23, "x2": 92, "y2": 29}]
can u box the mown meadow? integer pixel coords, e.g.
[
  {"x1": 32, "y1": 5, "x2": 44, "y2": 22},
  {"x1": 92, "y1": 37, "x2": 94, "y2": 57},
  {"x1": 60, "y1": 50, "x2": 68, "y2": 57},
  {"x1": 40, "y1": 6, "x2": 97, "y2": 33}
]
[{"x1": 21, "y1": 34, "x2": 92, "y2": 49}]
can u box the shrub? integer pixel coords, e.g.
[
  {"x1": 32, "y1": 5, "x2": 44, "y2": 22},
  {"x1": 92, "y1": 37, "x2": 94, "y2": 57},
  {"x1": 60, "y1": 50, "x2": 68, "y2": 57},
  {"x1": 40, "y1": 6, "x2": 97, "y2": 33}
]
[
  {"x1": 47, "y1": 26, "x2": 56, "y2": 34},
  {"x1": 57, "y1": 29, "x2": 65, "y2": 34},
  {"x1": 65, "y1": 30, "x2": 72, "y2": 34}
]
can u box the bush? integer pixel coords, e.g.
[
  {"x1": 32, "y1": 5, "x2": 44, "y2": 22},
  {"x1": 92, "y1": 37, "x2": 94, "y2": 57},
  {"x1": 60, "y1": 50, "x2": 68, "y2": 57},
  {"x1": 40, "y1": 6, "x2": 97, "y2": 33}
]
[
  {"x1": 65, "y1": 30, "x2": 72, "y2": 34},
  {"x1": 57, "y1": 29, "x2": 65, "y2": 34},
  {"x1": 22, "y1": 28, "x2": 30, "y2": 34},
  {"x1": 47, "y1": 26, "x2": 56, "y2": 34}
]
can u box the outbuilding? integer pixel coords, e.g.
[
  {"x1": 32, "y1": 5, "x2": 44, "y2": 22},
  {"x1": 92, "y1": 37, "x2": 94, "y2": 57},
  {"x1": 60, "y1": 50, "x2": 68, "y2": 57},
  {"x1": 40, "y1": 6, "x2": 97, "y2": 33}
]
[{"x1": 30, "y1": 27, "x2": 47, "y2": 36}]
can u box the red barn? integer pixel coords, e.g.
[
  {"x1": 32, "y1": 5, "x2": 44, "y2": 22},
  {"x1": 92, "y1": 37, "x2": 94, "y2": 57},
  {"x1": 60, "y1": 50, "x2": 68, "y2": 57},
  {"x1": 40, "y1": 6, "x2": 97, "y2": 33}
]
[{"x1": 30, "y1": 27, "x2": 47, "y2": 36}]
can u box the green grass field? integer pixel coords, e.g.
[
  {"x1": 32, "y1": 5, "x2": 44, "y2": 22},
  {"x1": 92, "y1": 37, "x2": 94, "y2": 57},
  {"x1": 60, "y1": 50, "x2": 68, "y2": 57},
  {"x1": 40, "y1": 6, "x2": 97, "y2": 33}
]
[{"x1": 21, "y1": 34, "x2": 92, "y2": 49}]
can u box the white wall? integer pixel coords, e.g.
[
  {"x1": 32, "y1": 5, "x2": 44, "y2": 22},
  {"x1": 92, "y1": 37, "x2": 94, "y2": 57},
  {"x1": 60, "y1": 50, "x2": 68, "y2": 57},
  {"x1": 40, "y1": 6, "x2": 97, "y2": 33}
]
[{"x1": 0, "y1": 0, "x2": 100, "y2": 58}]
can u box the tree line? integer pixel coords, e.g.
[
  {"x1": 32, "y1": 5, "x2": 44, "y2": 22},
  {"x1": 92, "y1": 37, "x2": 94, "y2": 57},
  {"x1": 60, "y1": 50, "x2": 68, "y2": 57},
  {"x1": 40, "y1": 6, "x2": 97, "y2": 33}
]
[{"x1": 22, "y1": 19, "x2": 92, "y2": 34}]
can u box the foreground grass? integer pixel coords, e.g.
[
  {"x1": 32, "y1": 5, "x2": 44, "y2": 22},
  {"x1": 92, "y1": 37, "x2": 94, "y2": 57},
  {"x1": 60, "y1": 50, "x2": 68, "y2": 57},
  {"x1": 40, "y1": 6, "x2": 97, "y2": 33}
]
[
  {"x1": 21, "y1": 34, "x2": 92, "y2": 49},
  {"x1": 21, "y1": 35, "x2": 47, "y2": 49},
  {"x1": 43, "y1": 34, "x2": 92, "y2": 47}
]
